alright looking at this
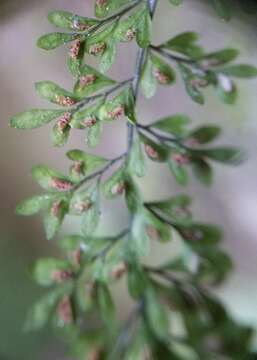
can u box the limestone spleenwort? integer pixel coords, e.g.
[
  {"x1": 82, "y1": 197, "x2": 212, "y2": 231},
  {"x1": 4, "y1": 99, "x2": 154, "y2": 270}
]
[{"x1": 10, "y1": 0, "x2": 257, "y2": 359}]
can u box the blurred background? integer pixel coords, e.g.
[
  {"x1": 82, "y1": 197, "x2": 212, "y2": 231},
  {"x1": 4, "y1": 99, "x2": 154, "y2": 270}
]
[{"x1": 1, "y1": 0, "x2": 257, "y2": 359}]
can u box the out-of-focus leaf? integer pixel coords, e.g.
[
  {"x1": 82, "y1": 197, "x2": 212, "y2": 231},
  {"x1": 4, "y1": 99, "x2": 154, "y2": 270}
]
[
  {"x1": 25, "y1": 283, "x2": 73, "y2": 331},
  {"x1": 192, "y1": 147, "x2": 244, "y2": 164},
  {"x1": 16, "y1": 194, "x2": 54, "y2": 216},
  {"x1": 145, "y1": 287, "x2": 170, "y2": 340},
  {"x1": 220, "y1": 64, "x2": 257, "y2": 78},
  {"x1": 202, "y1": 48, "x2": 239, "y2": 66},
  {"x1": 140, "y1": 133, "x2": 170, "y2": 162},
  {"x1": 31, "y1": 258, "x2": 71, "y2": 286},
  {"x1": 44, "y1": 199, "x2": 69, "y2": 240},
  {"x1": 209, "y1": 0, "x2": 231, "y2": 20},
  {"x1": 81, "y1": 184, "x2": 101, "y2": 236},
  {"x1": 151, "y1": 114, "x2": 190, "y2": 136},
  {"x1": 162, "y1": 32, "x2": 203, "y2": 59},
  {"x1": 97, "y1": 283, "x2": 115, "y2": 324},
  {"x1": 168, "y1": 0, "x2": 183, "y2": 5},
  {"x1": 102, "y1": 167, "x2": 126, "y2": 199},
  {"x1": 168, "y1": 158, "x2": 189, "y2": 186},
  {"x1": 191, "y1": 158, "x2": 213, "y2": 186},
  {"x1": 188, "y1": 125, "x2": 220, "y2": 144}
]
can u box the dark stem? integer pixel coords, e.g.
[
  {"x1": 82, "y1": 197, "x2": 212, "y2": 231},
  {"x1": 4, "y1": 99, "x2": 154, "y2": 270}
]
[
  {"x1": 137, "y1": 123, "x2": 181, "y2": 143},
  {"x1": 145, "y1": 203, "x2": 177, "y2": 228},
  {"x1": 144, "y1": 265, "x2": 181, "y2": 286},
  {"x1": 110, "y1": 299, "x2": 144, "y2": 358},
  {"x1": 75, "y1": 0, "x2": 143, "y2": 37},
  {"x1": 127, "y1": 48, "x2": 146, "y2": 155},
  {"x1": 73, "y1": 153, "x2": 126, "y2": 191},
  {"x1": 150, "y1": 45, "x2": 196, "y2": 66},
  {"x1": 127, "y1": 0, "x2": 159, "y2": 156},
  {"x1": 73, "y1": 78, "x2": 133, "y2": 113},
  {"x1": 92, "y1": 229, "x2": 129, "y2": 261}
]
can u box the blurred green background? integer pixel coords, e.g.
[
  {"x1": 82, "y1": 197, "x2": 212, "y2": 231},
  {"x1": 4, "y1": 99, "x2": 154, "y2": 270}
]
[{"x1": 1, "y1": 1, "x2": 257, "y2": 359}]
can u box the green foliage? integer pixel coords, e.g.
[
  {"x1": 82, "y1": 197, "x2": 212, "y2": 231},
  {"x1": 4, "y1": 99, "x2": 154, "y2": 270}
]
[
  {"x1": 10, "y1": 0, "x2": 257, "y2": 359},
  {"x1": 37, "y1": 33, "x2": 76, "y2": 50},
  {"x1": 10, "y1": 109, "x2": 66, "y2": 129}
]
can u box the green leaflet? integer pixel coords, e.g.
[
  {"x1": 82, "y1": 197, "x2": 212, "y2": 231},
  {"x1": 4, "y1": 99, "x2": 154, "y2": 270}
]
[
  {"x1": 98, "y1": 87, "x2": 136, "y2": 123},
  {"x1": 51, "y1": 122, "x2": 71, "y2": 147},
  {"x1": 73, "y1": 64, "x2": 115, "y2": 98},
  {"x1": 31, "y1": 257, "x2": 72, "y2": 286},
  {"x1": 10, "y1": 109, "x2": 66, "y2": 129},
  {"x1": 31, "y1": 165, "x2": 74, "y2": 192},
  {"x1": 196, "y1": 247, "x2": 232, "y2": 284},
  {"x1": 168, "y1": 157, "x2": 189, "y2": 186},
  {"x1": 25, "y1": 283, "x2": 73, "y2": 331},
  {"x1": 80, "y1": 184, "x2": 101, "y2": 236},
  {"x1": 67, "y1": 40, "x2": 86, "y2": 78},
  {"x1": 140, "y1": 54, "x2": 157, "y2": 98},
  {"x1": 219, "y1": 64, "x2": 257, "y2": 78},
  {"x1": 70, "y1": 100, "x2": 104, "y2": 129},
  {"x1": 209, "y1": 0, "x2": 231, "y2": 20},
  {"x1": 201, "y1": 48, "x2": 239, "y2": 66},
  {"x1": 125, "y1": 174, "x2": 143, "y2": 214},
  {"x1": 44, "y1": 199, "x2": 69, "y2": 240},
  {"x1": 127, "y1": 131, "x2": 146, "y2": 177},
  {"x1": 16, "y1": 194, "x2": 55, "y2": 216},
  {"x1": 48, "y1": 11, "x2": 99, "y2": 30},
  {"x1": 191, "y1": 158, "x2": 213, "y2": 186},
  {"x1": 192, "y1": 147, "x2": 244, "y2": 165},
  {"x1": 102, "y1": 167, "x2": 126, "y2": 199},
  {"x1": 151, "y1": 114, "x2": 190, "y2": 136},
  {"x1": 35, "y1": 81, "x2": 78, "y2": 106},
  {"x1": 127, "y1": 262, "x2": 149, "y2": 299},
  {"x1": 129, "y1": 206, "x2": 171, "y2": 257},
  {"x1": 145, "y1": 287, "x2": 170, "y2": 340},
  {"x1": 87, "y1": 120, "x2": 103, "y2": 148},
  {"x1": 95, "y1": 0, "x2": 131, "y2": 18},
  {"x1": 215, "y1": 75, "x2": 237, "y2": 104},
  {"x1": 96, "y1": 283, "x2": 115, "y2": 325},
  {"x1": 188, "y1": 125, "x2": 221, "y2": 144},
  {"x1": 59, "y1": 234, "x2": 86, "y2": 252},
  {"x1": 147, "y1": 194, "x2": 192, "y2": 225},
  {"x1": 67, "y1": 149, "x2": 107, "y2": 175},
  {"x1": 150, "y1": 53, "x2": 176, "y2": 85},
  {"x1": 99, "y1": 39, "x2": 117, "y2": 73},
  {"x1": 114, "y1": 5, "x2": 152, "y2": 48},
  {"x1": 161, "y1": 31, "x2": 203, "y2": 59},
  {"x1": 178, "y1": 63, "x2": 205, "y2": 105},
  {"x1": 86, "y1": 21, "x2": 119, "y2": 73},
  {"x1": 135, "y1": 5, "x2": 152, "y2": 48},
  {"x1": 140, "y1": 133, "x2": 170, "y2": 162},
  {"x1": 37, "y1": 32, "x2": 76, "y2": 50}
]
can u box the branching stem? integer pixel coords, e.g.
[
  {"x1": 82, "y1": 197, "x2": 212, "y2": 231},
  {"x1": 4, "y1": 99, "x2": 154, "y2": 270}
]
[
  {"x1": 73, "y1": 78, "x2": 133, "y2": 113},
  {"x1": 150, "y1": 45, "x2": 196, "y2": 66},
  {"x1": 73, "y1": 153, "x2": 126, "y2": 191}
]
